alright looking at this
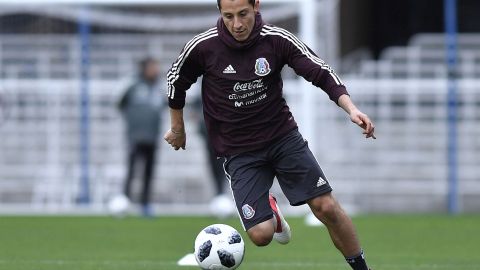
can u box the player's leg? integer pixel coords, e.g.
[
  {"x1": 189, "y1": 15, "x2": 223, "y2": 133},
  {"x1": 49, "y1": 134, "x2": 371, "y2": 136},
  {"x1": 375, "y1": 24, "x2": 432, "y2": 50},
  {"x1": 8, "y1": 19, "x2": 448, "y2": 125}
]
[
  {"x1": 223, "y1": 153, "x2": 276, "y2": 247},
  {"x1": 140, "y1": 143, "x2": 156, "y2": 216},
  {"x1": 308, "y1": 194, "x2": 369, "y2": 270},
  {"x1": 123, "y1": 143, "x2": 137, "y2": 199},
  {"x1": 268, "y1": 193, "x2": 291, "y2": 244},
  {"x1": 243, "y1": 193, "x2": 291, "y2": 246},
  {"x1": 246, "y1": 218, "x2": 275, "y2": 246},
  {"x1": 271, "y1": 130, "x2": 370, "y2": 270}
]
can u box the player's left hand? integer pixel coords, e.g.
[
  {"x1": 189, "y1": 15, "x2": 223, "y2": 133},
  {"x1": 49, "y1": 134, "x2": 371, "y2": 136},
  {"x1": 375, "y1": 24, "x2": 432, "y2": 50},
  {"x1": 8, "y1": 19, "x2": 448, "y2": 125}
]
[{"x1": 350, "y1": 110, "x2": 376, "y2": 139}]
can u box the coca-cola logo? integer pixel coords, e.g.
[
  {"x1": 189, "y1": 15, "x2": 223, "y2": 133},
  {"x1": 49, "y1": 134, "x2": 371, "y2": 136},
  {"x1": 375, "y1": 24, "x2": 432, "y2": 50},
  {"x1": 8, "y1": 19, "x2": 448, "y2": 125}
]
[{"x1": 233, "y1": 79, "x2": 264, "y2": 92}]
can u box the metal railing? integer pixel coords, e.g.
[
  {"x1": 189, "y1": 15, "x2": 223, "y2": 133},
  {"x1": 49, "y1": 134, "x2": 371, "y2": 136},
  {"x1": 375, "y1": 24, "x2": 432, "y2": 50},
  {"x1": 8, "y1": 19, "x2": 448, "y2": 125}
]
[{"x1": 0, "y1": 78, "x2": 478, "y2": 213}]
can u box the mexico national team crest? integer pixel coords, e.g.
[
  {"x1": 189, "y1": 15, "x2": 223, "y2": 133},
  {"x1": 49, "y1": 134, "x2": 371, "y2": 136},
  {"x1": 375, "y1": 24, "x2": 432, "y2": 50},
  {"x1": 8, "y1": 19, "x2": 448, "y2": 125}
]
[
  {"x1": 242, "y1": 204, "x2": 255, "y2": 219},
  {"x1": 254, "y1": 57, "x2": 271, "y2": 76}
]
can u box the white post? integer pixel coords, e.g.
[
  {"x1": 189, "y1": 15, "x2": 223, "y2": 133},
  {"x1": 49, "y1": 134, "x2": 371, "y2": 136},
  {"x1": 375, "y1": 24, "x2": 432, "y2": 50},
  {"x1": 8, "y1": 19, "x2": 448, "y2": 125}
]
[
  {"x1": 299, "y1": 0, "x2": 317, "y2": 154},
  {"x1": 326, "y1": 0, "x2": 340, "y2": 67}
]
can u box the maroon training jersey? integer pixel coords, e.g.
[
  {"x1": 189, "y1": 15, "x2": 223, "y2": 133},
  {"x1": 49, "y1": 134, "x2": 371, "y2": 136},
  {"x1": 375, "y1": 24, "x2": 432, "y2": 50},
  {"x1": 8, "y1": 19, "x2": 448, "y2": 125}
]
[{"x1": 167, "y1": 13, "x2": 348, "y2": 156}]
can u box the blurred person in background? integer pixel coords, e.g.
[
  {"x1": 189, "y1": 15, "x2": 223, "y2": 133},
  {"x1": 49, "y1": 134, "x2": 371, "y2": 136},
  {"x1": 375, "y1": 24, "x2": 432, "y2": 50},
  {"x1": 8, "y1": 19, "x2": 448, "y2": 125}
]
[
  {"x1": 192, "y1": 97, "x2": 236, "y2": 218},
  {"x1": 118, "y1": 57, "x2": 163, "y2": 217}
]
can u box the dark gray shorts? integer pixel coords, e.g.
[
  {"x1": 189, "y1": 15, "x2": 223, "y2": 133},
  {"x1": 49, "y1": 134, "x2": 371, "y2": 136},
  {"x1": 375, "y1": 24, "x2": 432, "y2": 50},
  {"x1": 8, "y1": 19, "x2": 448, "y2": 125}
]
[{"x1": 223, "y1": 129, "x2": 332, "y2": 231}]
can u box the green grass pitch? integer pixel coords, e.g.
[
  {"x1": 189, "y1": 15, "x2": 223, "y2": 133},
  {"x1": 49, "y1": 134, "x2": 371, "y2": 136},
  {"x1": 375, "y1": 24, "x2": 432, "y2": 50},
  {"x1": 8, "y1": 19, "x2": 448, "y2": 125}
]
[{"x1": 0, "y1": 215, "x2": 478, "y2": 270}]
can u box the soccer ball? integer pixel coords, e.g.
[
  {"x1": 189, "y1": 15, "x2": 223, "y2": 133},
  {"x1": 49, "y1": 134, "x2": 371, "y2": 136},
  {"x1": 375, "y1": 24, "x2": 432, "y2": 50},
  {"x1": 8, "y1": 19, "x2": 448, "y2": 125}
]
[
  {"x1": 194, "y1": 224, "x2": 245, "y2": 270},
  {"x1": 107, "y1": 194, "x2": 130, "y2": 217}
]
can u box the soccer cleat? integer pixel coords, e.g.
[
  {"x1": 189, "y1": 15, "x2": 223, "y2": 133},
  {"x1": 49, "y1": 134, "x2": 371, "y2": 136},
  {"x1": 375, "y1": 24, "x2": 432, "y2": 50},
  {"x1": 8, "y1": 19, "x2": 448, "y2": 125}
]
[{"x1": 269, "y1": 194, "x2": 291, "y2": 244}]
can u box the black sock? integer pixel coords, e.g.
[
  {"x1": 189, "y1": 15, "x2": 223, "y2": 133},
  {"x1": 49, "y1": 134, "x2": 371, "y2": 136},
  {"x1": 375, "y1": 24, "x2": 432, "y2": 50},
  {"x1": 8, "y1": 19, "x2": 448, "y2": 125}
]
[{"x1": 345, "y1": 250, "x2": 369, "y2": 270}]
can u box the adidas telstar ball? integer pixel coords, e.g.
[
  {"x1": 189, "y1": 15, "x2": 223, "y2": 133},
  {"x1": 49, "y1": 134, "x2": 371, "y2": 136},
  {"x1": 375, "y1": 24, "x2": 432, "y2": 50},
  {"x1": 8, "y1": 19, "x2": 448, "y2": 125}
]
[{"x1": 194, "y1": 224, "x2": 245, "y2": 270}]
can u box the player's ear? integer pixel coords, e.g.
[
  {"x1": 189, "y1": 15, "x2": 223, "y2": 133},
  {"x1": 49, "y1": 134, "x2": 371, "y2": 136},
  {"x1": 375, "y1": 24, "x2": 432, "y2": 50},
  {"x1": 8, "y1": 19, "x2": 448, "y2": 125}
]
[{"x1": 254, "y1": 0, "x2": 260, "y2": 13}]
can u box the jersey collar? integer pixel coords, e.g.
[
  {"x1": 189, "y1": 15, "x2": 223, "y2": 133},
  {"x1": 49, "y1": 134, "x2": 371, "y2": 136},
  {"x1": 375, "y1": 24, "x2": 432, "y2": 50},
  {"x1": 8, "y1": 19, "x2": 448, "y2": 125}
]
[{"x1": 217, "y1": 12, "x2": 264, "y2": 50}]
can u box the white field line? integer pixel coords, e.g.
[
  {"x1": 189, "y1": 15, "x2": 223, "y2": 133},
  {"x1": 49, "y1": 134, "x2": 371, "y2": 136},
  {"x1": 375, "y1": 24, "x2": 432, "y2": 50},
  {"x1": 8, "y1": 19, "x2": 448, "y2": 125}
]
[{"x1": 0, "y1": 259, "x2": 477, "y2": 269}]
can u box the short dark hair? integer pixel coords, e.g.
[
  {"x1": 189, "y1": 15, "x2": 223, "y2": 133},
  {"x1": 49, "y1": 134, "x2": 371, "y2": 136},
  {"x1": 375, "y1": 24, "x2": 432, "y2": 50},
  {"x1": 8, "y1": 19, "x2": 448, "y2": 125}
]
[
  {"x1": 139, "y1": 57, "x2": 157, "y2": 73},
  {"x1": 217, "y1": 0, "x2": 255, "y2": 10}
]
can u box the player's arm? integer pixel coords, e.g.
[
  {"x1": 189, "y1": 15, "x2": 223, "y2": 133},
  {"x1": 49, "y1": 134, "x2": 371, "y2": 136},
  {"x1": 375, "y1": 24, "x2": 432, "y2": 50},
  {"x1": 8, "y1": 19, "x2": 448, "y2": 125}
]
[
  {"x1": 338, "y1": 94, "x2": 376, "y2": 139},
  {"x1": 164, "y1": 38, "x2": 204, "y2": 150},
  {"x1": 164, "y1": 108, "x2": 186, "y2": 150},
  {"x1": 278, "y1": 30, "x2": 375, "y2": 139},
  {"x1": 117, "y1": 86, "x2": 132, "y2": 111},
  {"x1": 279, "y1": 29, "x2": 347, "y2": 104}
]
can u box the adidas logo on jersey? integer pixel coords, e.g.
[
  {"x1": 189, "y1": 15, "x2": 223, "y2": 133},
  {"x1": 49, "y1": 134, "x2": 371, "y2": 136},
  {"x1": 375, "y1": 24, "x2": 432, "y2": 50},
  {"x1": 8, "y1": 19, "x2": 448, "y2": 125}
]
[
  {"x1": 223, "y1": 65, "x2": 237, "y2": 74},
  {"x1": 317, "y1": 177, "x2": 327, "y2": 187}
]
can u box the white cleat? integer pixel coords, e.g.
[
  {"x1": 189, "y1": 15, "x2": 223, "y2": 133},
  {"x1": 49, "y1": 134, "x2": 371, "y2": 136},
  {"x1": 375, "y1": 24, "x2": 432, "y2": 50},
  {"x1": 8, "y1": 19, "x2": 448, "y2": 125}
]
[{"x1": 269, "y1": 194, "x2": 291, "y2": 244}]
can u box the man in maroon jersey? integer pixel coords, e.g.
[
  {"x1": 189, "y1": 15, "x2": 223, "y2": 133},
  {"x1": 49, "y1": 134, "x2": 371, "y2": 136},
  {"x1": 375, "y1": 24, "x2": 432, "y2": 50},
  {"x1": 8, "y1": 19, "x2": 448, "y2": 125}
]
[{"x1": 165, "y1": 1, "x2": 375, "y2": 269}]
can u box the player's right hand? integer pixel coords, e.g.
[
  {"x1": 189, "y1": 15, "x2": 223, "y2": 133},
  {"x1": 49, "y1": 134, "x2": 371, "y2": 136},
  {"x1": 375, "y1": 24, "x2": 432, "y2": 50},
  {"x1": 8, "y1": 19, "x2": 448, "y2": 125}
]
[
  {"x1": 164, "y1": 128, "x2": 186, "y2": 150},
  {"x1": 350, "y1": 109, "x2": 376, "y2": 139}
]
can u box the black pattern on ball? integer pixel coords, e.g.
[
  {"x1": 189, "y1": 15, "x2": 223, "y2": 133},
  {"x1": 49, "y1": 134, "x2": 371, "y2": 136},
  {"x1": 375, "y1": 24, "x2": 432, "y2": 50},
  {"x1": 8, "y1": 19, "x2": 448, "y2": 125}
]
[
  {"x1": 204, "y1": 226, "x2": 222, "y2": 235},
  {"x1": 197, "y1": 240, "x2": 212, "y2": 262},
  {"x1": 228, "y1": 232, "x2": 242, "y2": 244},
  {"x1": 217, "y1": 249, "x2": 236, "y2": 268}
]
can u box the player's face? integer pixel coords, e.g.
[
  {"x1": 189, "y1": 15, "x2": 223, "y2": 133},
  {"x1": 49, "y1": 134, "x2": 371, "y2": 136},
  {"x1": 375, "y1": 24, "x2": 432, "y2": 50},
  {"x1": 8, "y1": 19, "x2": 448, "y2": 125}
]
[
  {"x1": 144, "y1": 62, "x2": 159, "y2": 82},
  {"x1": 220, "y1": 0, "x2": 259, "y2": 42}
]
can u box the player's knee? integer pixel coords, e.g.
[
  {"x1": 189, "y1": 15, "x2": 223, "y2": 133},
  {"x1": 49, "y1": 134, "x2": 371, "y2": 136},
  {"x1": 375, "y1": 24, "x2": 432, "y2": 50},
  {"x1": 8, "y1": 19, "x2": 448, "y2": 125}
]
[
  {"x1": 249, "y1": 232, "x2": 273, "y2": 247},
  {"x1": 247, "y1": 226, "x2": 274, "y2": 247},
  {"x1": 309, "y1": 195, "x2": 340, "y2": 223}
]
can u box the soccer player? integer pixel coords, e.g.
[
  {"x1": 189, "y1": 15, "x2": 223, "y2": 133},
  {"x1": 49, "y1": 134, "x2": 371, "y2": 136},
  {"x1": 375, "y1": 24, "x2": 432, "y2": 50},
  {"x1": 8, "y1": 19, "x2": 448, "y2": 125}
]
[{"x1": 165, "y1": 1, "x2": 375, "y2": 269}]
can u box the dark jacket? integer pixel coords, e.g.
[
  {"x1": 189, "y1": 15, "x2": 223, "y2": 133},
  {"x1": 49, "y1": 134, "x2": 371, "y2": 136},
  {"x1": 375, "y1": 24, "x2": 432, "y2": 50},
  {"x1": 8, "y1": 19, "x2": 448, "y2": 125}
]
[
  {"x1": 119, "y1": 79, "x2": 163, "y2": 145},
  {"x1": 167, "y1": 13, "x2": 348, "y2": 156}
]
